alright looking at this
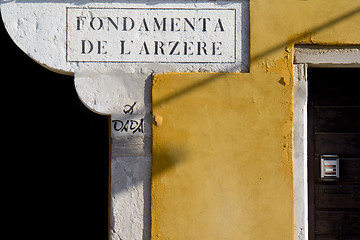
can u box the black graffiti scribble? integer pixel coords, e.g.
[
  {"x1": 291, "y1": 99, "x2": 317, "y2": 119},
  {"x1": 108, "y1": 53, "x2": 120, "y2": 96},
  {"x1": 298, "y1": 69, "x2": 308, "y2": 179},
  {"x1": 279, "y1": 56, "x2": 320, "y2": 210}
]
[
  {"x1": 123, "y1": 102, "x2": 137, "y2": 114},
  {"x1": 112, "y1": 118, "x2": 144, "y2": 134}
]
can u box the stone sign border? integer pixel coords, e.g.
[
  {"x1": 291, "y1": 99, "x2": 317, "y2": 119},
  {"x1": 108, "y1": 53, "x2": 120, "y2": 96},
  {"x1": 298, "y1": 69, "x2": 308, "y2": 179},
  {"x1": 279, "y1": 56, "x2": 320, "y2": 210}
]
[{"x1": 65, "y1": 7, "x2": 238, "y2": 64}]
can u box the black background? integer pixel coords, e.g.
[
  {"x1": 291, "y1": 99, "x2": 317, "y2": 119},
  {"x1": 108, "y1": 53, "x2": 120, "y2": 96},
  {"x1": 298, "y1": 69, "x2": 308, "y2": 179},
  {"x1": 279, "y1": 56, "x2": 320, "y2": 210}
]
[{"x1": 1, "y1": 12, "x2": 109, "y2": 239}]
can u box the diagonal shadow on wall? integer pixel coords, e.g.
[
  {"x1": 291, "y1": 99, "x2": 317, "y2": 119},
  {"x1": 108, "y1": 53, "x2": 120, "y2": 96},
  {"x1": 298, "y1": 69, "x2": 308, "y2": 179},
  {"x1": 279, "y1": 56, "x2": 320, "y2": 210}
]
[{"x1": 153, "y1": 6, "x2": 360, "y2": 108}]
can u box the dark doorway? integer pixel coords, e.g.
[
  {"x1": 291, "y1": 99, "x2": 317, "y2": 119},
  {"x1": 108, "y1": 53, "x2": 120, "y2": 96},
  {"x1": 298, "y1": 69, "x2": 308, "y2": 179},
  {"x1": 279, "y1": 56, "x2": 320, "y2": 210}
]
[
  {"x1": 308, "y1": 68, "x2": 360, "y2": 240},
  {"x1": 1, "y1": 17, "x2": 109, "y2": 239}
]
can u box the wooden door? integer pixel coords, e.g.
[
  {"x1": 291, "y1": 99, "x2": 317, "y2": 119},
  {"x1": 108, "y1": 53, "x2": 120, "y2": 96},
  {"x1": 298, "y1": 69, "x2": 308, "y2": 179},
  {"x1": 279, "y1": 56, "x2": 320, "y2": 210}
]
[{"x1": 308, "y1": 68, "x2": 360, "y2": 240}]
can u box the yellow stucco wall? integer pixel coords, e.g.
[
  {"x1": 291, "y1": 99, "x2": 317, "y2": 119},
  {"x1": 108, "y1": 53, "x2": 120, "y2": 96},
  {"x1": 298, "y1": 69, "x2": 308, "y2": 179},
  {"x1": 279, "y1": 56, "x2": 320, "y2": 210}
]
[{"x1": 152, "y1": 1, "x2": 360, "y2": 240}]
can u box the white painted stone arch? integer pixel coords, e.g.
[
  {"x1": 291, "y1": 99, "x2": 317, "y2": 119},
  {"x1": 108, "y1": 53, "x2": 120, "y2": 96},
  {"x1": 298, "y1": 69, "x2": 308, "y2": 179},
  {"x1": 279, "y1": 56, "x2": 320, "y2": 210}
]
[{"x1": 1, "y1": 1, "x2": 249, "y2": 239}]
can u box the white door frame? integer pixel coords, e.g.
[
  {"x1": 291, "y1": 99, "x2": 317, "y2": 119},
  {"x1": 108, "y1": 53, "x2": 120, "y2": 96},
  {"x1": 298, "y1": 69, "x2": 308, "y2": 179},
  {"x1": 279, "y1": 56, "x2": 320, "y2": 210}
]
[{"x1": 292, "y1": 45, "x2": 360, "y2": 240}]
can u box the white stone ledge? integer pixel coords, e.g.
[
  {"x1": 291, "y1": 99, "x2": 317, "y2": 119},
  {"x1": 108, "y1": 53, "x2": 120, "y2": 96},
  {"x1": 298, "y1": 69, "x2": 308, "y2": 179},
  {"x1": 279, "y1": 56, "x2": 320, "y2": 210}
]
[{"x1": 294, "y1": 45, "x2": 360, "y2": 67}]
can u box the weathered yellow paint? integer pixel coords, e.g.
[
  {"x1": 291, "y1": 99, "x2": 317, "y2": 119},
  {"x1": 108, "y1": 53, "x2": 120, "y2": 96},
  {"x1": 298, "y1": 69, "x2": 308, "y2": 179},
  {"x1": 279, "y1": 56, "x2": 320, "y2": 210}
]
[{"x1": 152, "y1": 1, "x2": 360, "y2": 239}]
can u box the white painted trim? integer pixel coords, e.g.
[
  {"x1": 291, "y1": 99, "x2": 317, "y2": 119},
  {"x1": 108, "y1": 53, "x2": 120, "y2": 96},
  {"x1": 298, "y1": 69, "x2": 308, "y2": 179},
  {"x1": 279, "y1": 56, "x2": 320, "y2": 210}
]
[
  {"x1": 293, "y1": 45, "x2": 360, "y2": 240},
  {"x1": 293, "y1": 63, "x2": 308, "y2": 240},
  {"x1": 294, "y1": 45, "x2": 360, "y2": 67}
]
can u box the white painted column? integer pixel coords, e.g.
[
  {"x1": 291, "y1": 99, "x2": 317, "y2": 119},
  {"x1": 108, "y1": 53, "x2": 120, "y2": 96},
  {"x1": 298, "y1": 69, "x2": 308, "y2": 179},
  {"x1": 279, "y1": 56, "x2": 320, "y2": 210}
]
[
  {"x1": 75, "y1": 71, "x2": 152, "y2": 240},
  {"x1": 110, "y1": 135, "x2": 151, "y2": 240},
  {"x1": 293, "y1": 63, "x2": 308, "y2": 240}
]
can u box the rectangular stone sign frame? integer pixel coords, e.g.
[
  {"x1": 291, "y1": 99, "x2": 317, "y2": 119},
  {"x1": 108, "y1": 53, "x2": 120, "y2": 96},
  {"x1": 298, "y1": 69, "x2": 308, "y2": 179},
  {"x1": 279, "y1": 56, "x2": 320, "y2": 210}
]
[{"x1": 66, "y1": 7, "x2": 239, "y2": 64}]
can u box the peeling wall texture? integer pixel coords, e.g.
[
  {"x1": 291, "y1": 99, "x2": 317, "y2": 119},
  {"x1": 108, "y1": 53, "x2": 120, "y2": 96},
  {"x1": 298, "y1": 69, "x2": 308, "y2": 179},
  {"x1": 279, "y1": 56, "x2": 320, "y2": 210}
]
[{"x1": 151, "y1": 1, "x2": 360, "y2": 240}]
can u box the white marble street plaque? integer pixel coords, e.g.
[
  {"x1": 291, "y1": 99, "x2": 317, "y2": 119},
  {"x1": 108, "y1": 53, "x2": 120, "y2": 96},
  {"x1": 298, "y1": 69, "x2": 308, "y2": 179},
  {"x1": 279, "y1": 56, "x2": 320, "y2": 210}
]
[{"x1": 67, "y1": 8, "x2": 237, "y2": 63}]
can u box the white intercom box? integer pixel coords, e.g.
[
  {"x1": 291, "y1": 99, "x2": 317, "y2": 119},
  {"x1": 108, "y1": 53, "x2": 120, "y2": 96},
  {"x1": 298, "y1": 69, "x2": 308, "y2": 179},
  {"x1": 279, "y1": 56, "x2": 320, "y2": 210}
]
[{"x1": 321, "y1": 155, "x2": 339, "y2": 181}]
